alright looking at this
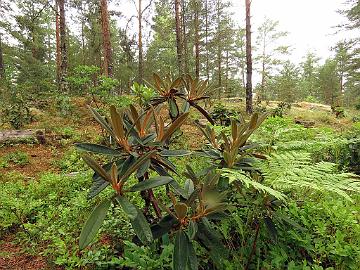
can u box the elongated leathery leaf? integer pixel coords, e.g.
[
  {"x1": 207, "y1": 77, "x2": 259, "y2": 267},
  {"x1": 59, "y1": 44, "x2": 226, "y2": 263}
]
[
  {"x1": 116, "y1": 196, "x2": 153, "y2": 244},
  {"x1": 82, "y1": 154, "x2": 110, "y2": 182},
  {"x1": 75, "y1": 143, "x2": 122, "y2": 156},
  {"x1": 88, "y1": 106, "x2": 116, "y2": 138},
  {"x1": 79, "y1": 199, "x2": 111, "y2": 250},
  {"x1": 173, "y1": 230, "x2": 188, "y2": 270},
  {"x1": 187, "y1": 237, "x2": 198, "y2": 270},
  {"x1": 160, "y1": 149, "x2": 192, "y2": 157},
  {"x1": 116, "y1": 196, "x2": 137, "y2": 219},
  {"x1": 161, "y1": 112, "x2": 189, "y2": 143},
  {"x1": 88, "y1": 179, "x2": 109, "y2": 200},
  {"x1": 129, "y1": 176, "x2": 173, "y2": 192},
  {"x1": 120, "y1": 150, "x2": 156, "y2": 182}
]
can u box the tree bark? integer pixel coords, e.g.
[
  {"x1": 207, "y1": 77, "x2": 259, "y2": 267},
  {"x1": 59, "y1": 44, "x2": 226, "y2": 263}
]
[
  {"x1": 205, "y1": 0, "x2": 209, "y2": 81},
  {"x1": 55, "y1": 0, "x2": 61, "y2": 84},
  {"x1": 138, "y1": 0, "x2": 143, "y2": 83},
  {"x1": 100, "y1": 0, "x2": 113, "y2": 77},
  {"x1": 0, "y1": 34, "x2": 5, "y2": 79},
  {"x1": 194, "y1": 0, "x2": 200, "y2": 78},
  {"x1": 216, "y1": 0, "x2": 221, "y2": 99},
  {"x1": 245, "y1": 0, "x2": 253, "y2": 113},
  {"x1": 181, "y1": 0, "x2": 188, "y2": 74},
  {"x1": 59, "y1": 0, "x2": 68, "y2": 92},
  {"x1": 175, "y1": 0, "x2": 183, "y2": 75},
  {"x1": 260, "y1": 31, "x2": 266, "y2": 101}
]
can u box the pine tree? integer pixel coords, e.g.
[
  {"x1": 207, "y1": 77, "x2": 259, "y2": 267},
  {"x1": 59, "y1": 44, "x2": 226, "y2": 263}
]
[{"x1": 255, "y1": 17, "x2": 289, "y2": 101}]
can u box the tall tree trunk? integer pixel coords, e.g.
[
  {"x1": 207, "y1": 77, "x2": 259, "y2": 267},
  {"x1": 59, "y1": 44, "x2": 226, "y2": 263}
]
[
  {"x1": 216, "y1": 0, "x2": 221, "y2": 99},
  {"x1": 0, "y1": 34, "x2": 4, "y2": 79},
  {"x1": 55, "y1": 0, "x2": 61, "y2": 83},
  {"x1": 59, "y1": 0, "x2": 68, "y2": 92},
  {"x1": 100, "y1": 0, "x2": 113, "y2": 77},
  {"x1": 80, "y1": 1, "x2": 86, "y2": 65},
  {"x1": 194, "y1": 0, "x2": 200, "y2": 78},
  {"x1": 245, "y1": 0, "x2": 253, "y2": 113},
  {"x1": 175, "y1": 0, "x2": 183, "y2": 75},
  {"x1": 181, "y1": 0, "x2": 188, "y2": 74},
  {"x1": 226, "y1": 49, "x2": 229, "y2": 96},
  {"x1": 205, "y1": 0, "x2": 209, "y2": 81},
  {"x1": 138, "y1": 0, "x2": 143, "y2": 83},
  {"x1": 260, "y1": 33, "x2": 266, "y2": 101}
]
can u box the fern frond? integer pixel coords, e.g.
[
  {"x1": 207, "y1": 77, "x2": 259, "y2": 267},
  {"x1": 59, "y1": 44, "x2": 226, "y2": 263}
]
[
  {"x1": 260, "y1": 151, "x2": 360, "y2": 202},
  {"x1": 222, "y1": 169, "x2": 287, "y2": 201}
]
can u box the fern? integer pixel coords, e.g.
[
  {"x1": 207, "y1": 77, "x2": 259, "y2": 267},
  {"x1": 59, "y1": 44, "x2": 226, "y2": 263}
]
[
  {"x1": 222, "y1": 169, "x2": 287, "y2": 201},
  {"x1": 259, "y1": 151, "x2": 360, "y2": 202}
]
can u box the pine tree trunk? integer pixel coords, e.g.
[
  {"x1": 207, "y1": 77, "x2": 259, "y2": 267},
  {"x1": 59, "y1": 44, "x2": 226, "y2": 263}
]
[
  {"x1": 55, "y1": 1, "x2": 61, "y2": 83},
  {"x1": 260, "y1": 34, "x2": 266, "y2": 101},
  {"x1": 59, "y1": 0, "x2": 68, "y2": 92},
  {"x1": 175, "y1": 0, "x2": 183, "y2": 75},
  {"x1": 194, "y1": 0, "x2": 200, "y2": 78},
  {"x1": 216, "y1": 0, "x2": 221, "y2": 99},
  {"x1": 226, "y1": 50, "x2": 229, "y2": 96},
  {"x1": 138, "y1": 0, "x2": 143, "y2": 83},
  {"x1": 100, "y1": 0, "x2": 113, "y2": 77},
  {"x1": 245, "y1": 0, "x2": 253, "y2": 113},
  {"x1": 205, "y1": 0, "x2": 209, "y2": 81},
  {"x1": 0, "y1": 34, "x2": 5, "y2": 79},
  {"x1": 181, "y1": 0, "x2": 188, "y2": 74},
  {"x1": 80, "y1": 2, "x2": 86, "y2": 65}
]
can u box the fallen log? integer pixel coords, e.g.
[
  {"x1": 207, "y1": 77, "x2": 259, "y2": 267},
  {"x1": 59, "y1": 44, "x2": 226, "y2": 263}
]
[
  {"x1": 0, "y1": 129, "x2": 46, "y2": 144},
  {"x1": 294, "y1": 119, "x2": 315, "y2": 128}
]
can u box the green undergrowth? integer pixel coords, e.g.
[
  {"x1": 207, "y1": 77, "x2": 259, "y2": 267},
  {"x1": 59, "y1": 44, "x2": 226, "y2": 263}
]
[{"x1": 1, "y1": 108, "x2": 360, "y2": 269}]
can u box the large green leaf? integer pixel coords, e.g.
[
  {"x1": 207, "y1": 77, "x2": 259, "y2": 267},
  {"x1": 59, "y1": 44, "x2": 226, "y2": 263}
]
[
  {"x1": 82, "y1": 154, "x2": 110, "y2": 182},
  {"x1": 129, "y1": 176, "x2": 173, "y2": 192},
  {"x1": 79, "y1": 199, "x2": 111, "y2": 250},
  {"x1": 149, "y1": 215, "x2": 179, "y2": 239},
  {"x1": 120, "y1": 150, "x2": 156, "y2": 182},
  {"x1": 116, "y1": 196, "x2": 153, "y2": 244},
  {"x1": 169, "y1": 98, "x2": 179, "y2": 118},
  {"x1": 169, "y1": 180, "x2": 188, "y2": 198},
  {"x1": 116, "y1": 196, "x2": 138, "y2": 219},
  {"x1": 136, "y1": 159, "x2": 151, "y2": 178},
  {"x1": 173, "y1": 230, "x2": 188, "y2": 270},
  {"x1": 75, "y1": 143, "x2": 122, "y2": 156},
  {"x1": 88, "y1": 106, "x2": 116, "y2": 138},
  {"x1": 196, "y1": 218, "x2": 228, "y2": 264},
  {"x1": 161, "y1": 112, "x2": 189, "y2": 143},
  {"x1": 88, "y1": 178, "x2": 109, "y2": 200},
  {"x1": 160, "y1": 149, "x2": 192, "y2": 157},
  {"x1": 187, "y1": 238, "x2": 198, "y2": 270},
  {"x1": 130, "y1": 208, "x2": 153, "y2": 244}
]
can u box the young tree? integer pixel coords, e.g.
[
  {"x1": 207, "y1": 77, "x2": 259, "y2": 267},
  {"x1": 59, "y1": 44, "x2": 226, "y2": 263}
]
[
  {"x1": 268, "y1": 61, "x2": 299, "y2": 102},
  {"x1": 299, "y1": 52, "x2": 320, "y2": 100},
  {"x1": 317, "y1": 59, "x2": 340, "y2": 105},
  {"x1": 245, "y1": 0, "x2": 252, "y2": 113}
]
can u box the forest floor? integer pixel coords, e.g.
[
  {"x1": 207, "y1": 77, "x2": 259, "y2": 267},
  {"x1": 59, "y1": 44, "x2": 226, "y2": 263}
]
[{"x1": 0, "y1": 97, "x2": 358, "y2": 269}]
